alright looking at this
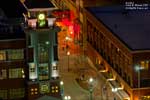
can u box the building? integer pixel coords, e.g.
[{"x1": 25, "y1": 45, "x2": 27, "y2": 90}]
[
  {"x1": 84, "y1": 5, "x2": 150, "y2": 100},
  {"x1": 49, "y1": 0, "x2": 150, "y2": 100},
  {"x1": 0, "y1": 7, "x2": 27, "y2": 100},
  {"x1": 22, "y1": 0, "x2": 61, "y2": 100}
]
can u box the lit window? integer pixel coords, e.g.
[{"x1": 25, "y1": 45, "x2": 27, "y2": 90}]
[
  {"x1": 9, "y1": 88, "x2": 25, "y2": 99},
  {"x1": 40, "y1": 83, "x2": 49, "y2": 94},
  {"x1": 140, "y1": 61, "x2": 149, "y2": 70},
  {"x1": 9, "y1": 68, "x2": 24, "y2": 78},
  {"x1": 0, "y1": 69, "x2": 7, "y2": 80},
  {"x1": 0, "y1": 51, "x2": 6, "y2": 61},
  {"x1": 35, "y1": 92, "x2": 38, "y2": 94},
  {"x1": 35, "y1": 88, "x2": 37, "y2": 91},
  {"x1": 7, "y1": 49, "x2": 24, "y2": 60},
  {"x1": 39, "y1": 63, "x2": 49, "y2": 80},
  {"x1": 30, "y1": 88, "x2": 38, "y2": 95},
  {"x1": 30, "y1": 89, "x2": 34, "y2": 92},
  {"x1": 0, "y1": 89, "x2": 7, "y2": 99},
  {"x1": 51, "y1": 85, "x2": 59, "y2": 94},
  {"x1": 29, "y1": 63, "x2": 37, "y2": 80}
]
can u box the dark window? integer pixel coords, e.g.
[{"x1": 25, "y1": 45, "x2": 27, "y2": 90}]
[{"x1": 53, "y1": 45, "x2": 58, "y2": 61}]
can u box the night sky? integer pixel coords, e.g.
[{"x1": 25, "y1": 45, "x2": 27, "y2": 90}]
[{"x1": 0, "y1": 0, "x2": 27, "y2": 18}]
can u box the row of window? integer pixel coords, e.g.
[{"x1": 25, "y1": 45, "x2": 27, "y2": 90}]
[
  {"x1": 0, "y1": 49, "x2": 24, "y2": 61},
  {"x1": 86, "y1": 20, "x2": 150, "y2": 88},
  {"x1": 86, "y1": 20, "x2": 133, "y2": 86},
  {"x1": 0, "y1": 88, "x2": 25, "y2": 99},
  {"x1": 30, "y1": 83, "x2": 59, "y2": 95},
  {"x1": 0, "y1": 68, "x2": 25, "y2": 79}
]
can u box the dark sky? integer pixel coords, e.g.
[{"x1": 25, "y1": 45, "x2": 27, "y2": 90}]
[{"x1": 0, "y1": 0, "x2": 27, "y2": 18}]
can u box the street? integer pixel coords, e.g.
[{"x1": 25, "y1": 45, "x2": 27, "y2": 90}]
[{"x1": 57, "y1": 26, "x2": 120, "y2": 100}]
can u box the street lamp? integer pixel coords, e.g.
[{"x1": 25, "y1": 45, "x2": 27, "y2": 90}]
[
  {"x1": 67, "y1": 51, "x2": 70, "y2": 72},
  {"x1": 135, "y1": 65, "x2": 144, "y2": 99},
  {"x1": 89, "y1": 77, "x2": 94, "y2": 100},
  {"x1": 65, "y1": 36, "x2": 69, "y2": 50},
  {"x1": 60, "y1": 81, "x2": 64, "y2": 98},
  {"x1": 64, "y1": 95, "x2": 71, "y2": 100}
]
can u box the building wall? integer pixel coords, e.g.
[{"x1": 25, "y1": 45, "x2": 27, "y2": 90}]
[
  {"x1": 0, "y1": 39, "x2": 27, "y2": 100},
  {"x1": 83, "y1": 7, "x2": 150, "y2": 100}
]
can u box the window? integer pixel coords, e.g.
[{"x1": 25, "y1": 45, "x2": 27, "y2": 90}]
[
  {"x1": 9, "y1": 88, "x2": 25, "y2": 99},
  {"x1": 0, "y1": 69, "x2": 7, "y2": 79},
  {"x1": 53, "y1": 45, "x2": 58, "y2": 61},
  {"x1": 29, "y1": 63, "x2": 37, "y2": 80},
  {"x1": 140, "y1": 61, "x2": 149, "y2": 70},
  {"x1": 39, "y1": 46, "x2": 48, "y2": 63},
  {"x1": 51, "y1": 85, "x2": 59, "y2": 94},
  {"x1": 40, "y1": 82, "x2": 49, "y2": 94},
  {"x1": 7, "y1": 49, "x2": 24, "y2": 60},
  {"x1": 0, "y1": 89, "x2": 7, "y2": 99},
  {"x1": 39, "y1": 63, "x2": 49, "y2": 80},
  {"x1": 0, "y1": 51, "x2": 6, "y2": 61},
  {"x1": 30, "y1": 88, "x2": 38, "y2": 95},
  {"x1": 9, "y1": 68, "x2": 24, "y2": 78}
]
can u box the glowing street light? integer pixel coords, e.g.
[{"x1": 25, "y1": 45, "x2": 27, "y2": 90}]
[
  {"x1": 64, "y1": 95, "x2": 71, "y2": 100},
  {"x1": 67, "y1": 51, "x2": 70, "y2": 72},
  {"x1": 60, "y1": 81, "x2": 64, "y2": 98},
  {"x1": 89, "y1": 77, "x2": 94, "y2": 100}
]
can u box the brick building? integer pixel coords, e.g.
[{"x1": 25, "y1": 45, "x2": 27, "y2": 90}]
[
  {"x1": 0, "y1": 8, "x2": 27, "y2": 100},
  {"x1": 84, "y1": 5, "x2": 150, "y2": 100}
]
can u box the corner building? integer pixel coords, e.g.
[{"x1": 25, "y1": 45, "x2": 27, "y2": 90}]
[
  {"x1": 83, "y1": 6, "x2": 150, "y2": 100},
  {"x1": 22, "y1": 0, "x2": 61, "y2": 100}
]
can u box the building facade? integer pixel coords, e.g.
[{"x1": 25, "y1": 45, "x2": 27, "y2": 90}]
[
  {"x1": 83, "y1": 6, "x2": 150, "y2": 100},
  {"x1": 0, "y1": 9, "x2": 27, "y2": 100},
  {"x1": 22, "y1": 0, "x2": 61, "y2": 100}
]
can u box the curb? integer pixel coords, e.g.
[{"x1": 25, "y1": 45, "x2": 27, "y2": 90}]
[{"x1": 73, "y1": 78, "x2": 89, "y2": 93}]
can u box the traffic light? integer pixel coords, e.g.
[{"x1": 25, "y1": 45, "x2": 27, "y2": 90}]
[{"x1": 36, "y1": 13, "x2": 48, "y2": 28}]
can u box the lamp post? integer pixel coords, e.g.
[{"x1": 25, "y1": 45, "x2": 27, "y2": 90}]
[
  {"x1": 67, "y1": 51, "x2": 70, "y2": 72},
  {"x1": 89, "y1": 77, "x2": 94, "y2": 100},
  {"x1": 60, "y1": 81, "x2": 64, "y2": 98},
  {"x1": 65, "y1": 36, "x2": 69, "y2": 50},
  {"x1": 135, "y1": 65, "x2": 143, "y2": 99},
  {"x1": 64, "y1": 95, "x2": 71, "y2": 100},
  {"x1": 112, "y1": 87, "x2": 118, "y2": 100}
]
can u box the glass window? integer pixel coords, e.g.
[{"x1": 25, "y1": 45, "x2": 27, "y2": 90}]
[
  {"x1": 0, "y1": 89, "x2": 7, "y2": 99},
  {"x1": 7, "y1": 49, "x2": 24, "y2": 60},
  {"x1": 9, "y1": 68, "x2": 24, "y2": 78},
  {"x1": 140, "y1": 61, "x2": 149, "y2": 70},
  {"x1": 39, "y1": 63, "x2": 49, "y2": 80},
  {"x1": 0, "y1": 51, "x2": 6, "y2": 61},
  {"x1": 9, "y1": 88, "x2": 25, "y2": 99},
  {"x1": 40, "y1": 82, "x2": 49, "y2": 94},
  {"x1": 0, "y1": 69, "x2": 7, "y2": 79},
  {"x1": 39, "y1": 46, "x2": 48, "y2": 63},
  {"x1": 29, "y1": 63, "x2": 37, "y2": 80}
]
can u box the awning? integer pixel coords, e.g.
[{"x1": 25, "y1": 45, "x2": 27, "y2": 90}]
[
  {"x1": 36, "y1": 95, "x2": 61, "y2": 100},
  {"x1": 101, "y1": 72, "x2": 112, "y2": 79},
  {"x1": 109, "y1": 80, "x2": 121, "y2": 89},
  {"x1": 117, "y1": 90, "x2": 130, "y2": 99}
]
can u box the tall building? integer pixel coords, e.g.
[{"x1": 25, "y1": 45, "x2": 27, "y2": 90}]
[{"x1": 22, "y1": 0, "x2": 61, "y2": 100}]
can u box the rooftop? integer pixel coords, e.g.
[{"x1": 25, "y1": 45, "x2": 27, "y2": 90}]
[
  {"x1": 86, "y1": 5, "x2": 150, "y2": 50},
  {"x1": 24, "y1": 0, "x2": 54, "y2": 9}
]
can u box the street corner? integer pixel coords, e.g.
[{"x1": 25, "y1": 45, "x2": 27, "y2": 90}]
[{"x1": 75, "y1": 69, "x2": 97, "y2": 91}]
